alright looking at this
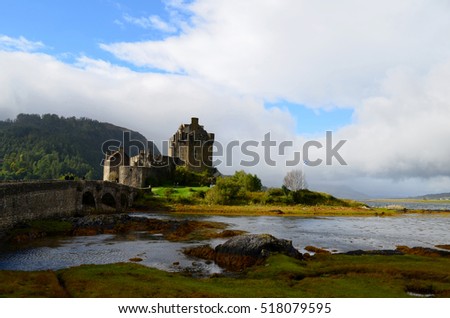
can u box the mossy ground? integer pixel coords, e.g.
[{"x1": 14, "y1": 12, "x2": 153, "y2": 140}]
[{"x1": 2, "y1": 253, "x2": 450, "y2": 298}]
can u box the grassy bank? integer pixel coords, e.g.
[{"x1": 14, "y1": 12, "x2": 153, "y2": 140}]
[
  {"x1": 170, "y1": 204, "x2": 398, "y2": 217},
  {"x1": 1, "y1": 253, "x2": 450, "y2": 297},
  {"x1": 133, "y1": 186, "x2": 450, "y2": 217}
]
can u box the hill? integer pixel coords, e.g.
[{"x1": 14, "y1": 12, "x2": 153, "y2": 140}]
[
  {"x1": 409, "y1": 193, "x2": 450, "y2": 200},
  {"x1": 0, "y1": 114, "x2": 148, "y2": 180},
  {"x1": 309, "y1": 183, "x2": 371, "y2": 200}
]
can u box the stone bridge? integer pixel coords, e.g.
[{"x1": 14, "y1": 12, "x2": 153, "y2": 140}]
[{"x1": 0, "y1": 180, "x2": 139, "y2": 233}]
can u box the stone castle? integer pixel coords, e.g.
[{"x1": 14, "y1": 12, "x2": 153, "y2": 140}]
[{"x1": 103, "y1": 117, "x2": 215, "y2": 188}]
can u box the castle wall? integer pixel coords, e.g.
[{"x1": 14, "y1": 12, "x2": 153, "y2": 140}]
[
  {"x1": 103, "y1": 161, "x2": 120, "y2": 182},
  {"x1": 119, "y1": 166, "x2": 145, "y2": 188},
  {"x1": 119, "y1": 162, "x2": 177, "y2": 187}
]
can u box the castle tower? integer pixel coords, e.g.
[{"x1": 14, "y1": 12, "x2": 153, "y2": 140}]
[
  {"x1": 103, "y1": 147, "x2": 130, "y2": 182},
  {"x1": 169, "y1": 117, "x2": 214, "y2": 172}
]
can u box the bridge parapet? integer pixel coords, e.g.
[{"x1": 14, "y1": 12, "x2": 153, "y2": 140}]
[{"x1": 0, "y1": 180, "x2": 138, "y2": 234}]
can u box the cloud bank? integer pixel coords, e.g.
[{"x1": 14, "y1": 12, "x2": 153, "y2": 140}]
[{"x1": 1, "y1": 0, "x2": 450, "y2": 196}]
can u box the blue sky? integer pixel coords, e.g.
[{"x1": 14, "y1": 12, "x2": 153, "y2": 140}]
[
  {"x1": 0, "y1": 1, "x2": 187, "y2": 64},
  {"x1": 266, "y1": 101, "x2": 354, "y2": 135},
  {"x1": 1, "y1": 0, "x2": 450, "y2": 196}
]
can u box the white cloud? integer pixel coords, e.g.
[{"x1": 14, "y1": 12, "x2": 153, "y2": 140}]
[
  {"x1": 102, "y1": 0, "x2": 450, "y2": 107},
  {"x1": 123, "y1": 14, "x2": 177, "y2": 33},
  {"x1": 0, "y1": 35, "x2": 46, "y2": 52},
  {"x1": 337, "y1": 60, "x2": 450, "y2": 180}
]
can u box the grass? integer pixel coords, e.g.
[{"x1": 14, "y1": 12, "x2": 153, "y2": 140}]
[
  {"x1": 152, "y1": 186, "x2": 210, "y2": 199},
  {"x1": 133, "y1": 187, "x2": 450, "y2": 217},
  {"x1": 2, "y1": 253, "x2": 450, "y2": 297},
  {"x1": 0, "y1": 270, "x2": 67, "y2": 297},
  {"x1": 171, "y1": 203, "x2": 399, "y2": 217}
]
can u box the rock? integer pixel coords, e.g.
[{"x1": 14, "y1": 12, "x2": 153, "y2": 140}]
[
  {"x1": 184, "y1": 244, "x2": 216, "y2": 260},
  {"x1": 185, "y1": 234, "x2": 302, "y2": 271},
  {"x1": 215, "y1": 230, "x2": 247, "y2": 238},
  {"x1": 343, "y1": 249, "x2": 403, "y2": 256},
  {"x1": 304, "y1": 246, "x2": 331, "y2": 254},
  {"x1": 269, "y1": 209, "x2": 285, "y2": 214},
  {"x1": 396, "y1": 246, "x2": 450, "y2": 257},
  {"x1": 215, "y1": 234, "x2": 301, "y2": 258}
]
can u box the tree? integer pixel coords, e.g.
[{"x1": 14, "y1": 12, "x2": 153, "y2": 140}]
[
  {"x1": 283, "y1": 169, "x2": 307, "y2": 191},
  {"x1": 232, "y1": 170, "x2": 262, "y2": 192}
]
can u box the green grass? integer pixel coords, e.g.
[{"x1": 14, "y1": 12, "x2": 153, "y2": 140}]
[
  {"x1": 152, "y1": 186, "x2": 210, "y2": 199},
  {"x1": 135, "y1": 186, "x2": 429, "y2": 217},
  {"x1": 132, "y1": 187, "x2": 210, "y2": 208},
  {"x1": 2, "y1": 253, "x2": 450, "y2": 297}
]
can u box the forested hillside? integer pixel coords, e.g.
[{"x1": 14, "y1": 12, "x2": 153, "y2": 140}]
[{"x1": 0, "y1": 114, "x2": 147, "y2": 180}]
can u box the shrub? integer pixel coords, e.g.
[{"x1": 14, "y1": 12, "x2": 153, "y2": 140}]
[
  {"x1": 290, "y1": 189, "x2": 348, "y2": 206},
  {"x1": 205, "y1": 177, "x2": 247, "y2": 205},
  {"x1": 173, "y1": 166, "x2": 212, "y2": 187}
]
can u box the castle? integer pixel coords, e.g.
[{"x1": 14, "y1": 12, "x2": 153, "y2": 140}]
[{"x1": 103, "y1": 117, "x2": 215, "y2": 188}]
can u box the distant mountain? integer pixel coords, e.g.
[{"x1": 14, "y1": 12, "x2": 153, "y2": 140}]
[
  {"x1": 309, "y1": 183, "x2": 371, "y2": 200},
  {"x1": 0, "y1": 113, "x2": 148, "y2": 180},
  {"x1": 408, "y1": 193, "x2": 450, "y2": 200}
]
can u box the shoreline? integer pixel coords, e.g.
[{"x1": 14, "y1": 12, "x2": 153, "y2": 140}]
[{"x1": 140, "y1": 203, "x2": 450, "y2": 217}]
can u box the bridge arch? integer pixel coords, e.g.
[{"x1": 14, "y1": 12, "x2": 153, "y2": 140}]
[
  {"x1": 101, "y1": 192, "x2": 116, "y2": 208},
  {"x1": 82, "y1": 191, "x2": 96, "y2": 208}
]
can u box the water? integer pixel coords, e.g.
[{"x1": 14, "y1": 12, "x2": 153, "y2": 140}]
[{"x1": 1, "y1": 213, "x2": 449, "y2": 272}]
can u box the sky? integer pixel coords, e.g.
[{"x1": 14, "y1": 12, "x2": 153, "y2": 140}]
[{"x1": 1, "y1": 0, "x2": 450, "y2": 197}]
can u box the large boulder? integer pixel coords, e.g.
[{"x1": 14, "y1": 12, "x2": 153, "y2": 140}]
[{"x1": 185, "y1": 234, "x2": 302, "y2": 271}]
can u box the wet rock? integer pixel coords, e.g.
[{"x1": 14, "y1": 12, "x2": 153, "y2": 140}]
[
  {"x1": 396, "y1": 246, "x2": 450, "y2": 257},
  {"x1": 184, "y1": 234, "x2": 302, "y2": 271},
  {"x1": 65, "y1": 214, "x2": 238, "y2": 241},
  {"x1": 215, "y1": 234, "x2": 302, "y2": 270},
  {"x1": 215, "y1": 230, "x2": 247, "y2": 238},
  {"x1": 184, "y1": 244, "x2": 216, "y2": 260}
]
